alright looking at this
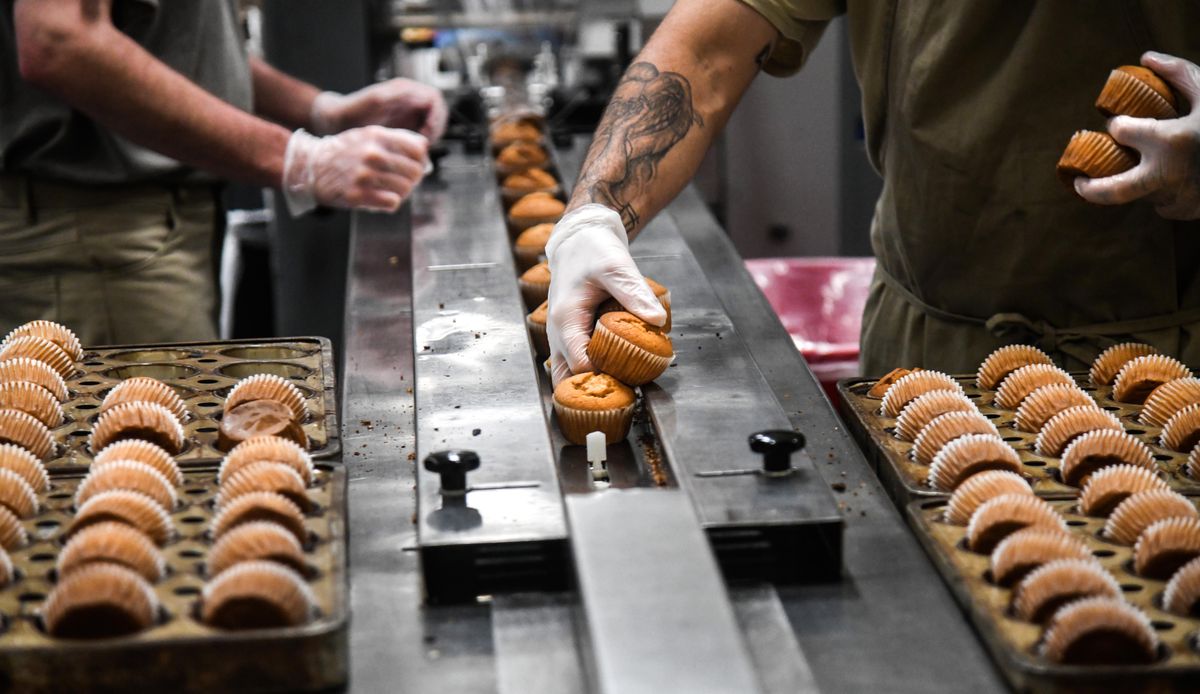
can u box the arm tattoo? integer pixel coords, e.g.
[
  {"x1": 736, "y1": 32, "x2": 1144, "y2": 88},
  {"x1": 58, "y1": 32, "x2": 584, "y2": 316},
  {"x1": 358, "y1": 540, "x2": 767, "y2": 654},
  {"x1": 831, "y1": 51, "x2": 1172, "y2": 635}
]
[{"x1": 573, "y1": 62, "x2": 704, "y2": 231}]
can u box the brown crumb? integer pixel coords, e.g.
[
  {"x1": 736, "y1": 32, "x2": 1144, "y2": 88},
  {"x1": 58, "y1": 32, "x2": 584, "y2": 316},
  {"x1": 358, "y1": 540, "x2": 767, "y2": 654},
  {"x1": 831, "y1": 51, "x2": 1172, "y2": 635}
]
[
  {"x1": 831, "y1": 482, "x2": 846, "y2": 492},
  {"x1": 407, "y1": 452, "x2": 416, "y2": 461}
]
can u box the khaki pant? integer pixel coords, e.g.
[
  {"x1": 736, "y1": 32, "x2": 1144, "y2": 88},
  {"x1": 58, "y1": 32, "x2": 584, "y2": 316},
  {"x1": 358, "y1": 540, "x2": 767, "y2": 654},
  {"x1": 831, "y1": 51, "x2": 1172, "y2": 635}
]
[{"x1": 0, "y1": 176, "x2": 218, "y2": 346}]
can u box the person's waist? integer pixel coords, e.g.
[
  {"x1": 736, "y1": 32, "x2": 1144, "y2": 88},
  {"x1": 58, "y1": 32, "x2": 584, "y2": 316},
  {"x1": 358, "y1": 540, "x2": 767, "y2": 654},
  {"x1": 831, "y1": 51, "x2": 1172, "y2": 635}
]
[{"x1": 0, "y1": 173, "x2": 217, "y2": 210}]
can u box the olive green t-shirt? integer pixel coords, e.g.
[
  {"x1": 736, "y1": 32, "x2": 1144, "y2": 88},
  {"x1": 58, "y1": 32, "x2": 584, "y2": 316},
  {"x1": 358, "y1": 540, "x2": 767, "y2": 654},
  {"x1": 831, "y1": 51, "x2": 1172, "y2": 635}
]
[{"x1": 0, "y1": 0, "x2": 252, "y2": 184}]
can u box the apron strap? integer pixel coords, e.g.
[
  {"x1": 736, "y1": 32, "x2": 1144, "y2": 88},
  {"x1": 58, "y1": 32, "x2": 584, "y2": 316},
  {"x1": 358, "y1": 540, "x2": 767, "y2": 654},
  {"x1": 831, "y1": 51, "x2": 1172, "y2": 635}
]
[{"x1": 877, "y1": 264, "x2": 1200, "y2": 363}]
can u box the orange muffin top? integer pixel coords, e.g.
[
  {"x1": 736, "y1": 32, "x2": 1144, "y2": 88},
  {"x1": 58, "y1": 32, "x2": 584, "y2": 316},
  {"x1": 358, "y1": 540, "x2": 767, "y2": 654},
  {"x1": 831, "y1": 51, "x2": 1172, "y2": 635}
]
[
  {"x1": 597, "y1": 311, "x2": 673, "y2": 357},
  {"x1": 521, "y1": 261, "x2": 550, "y2": 285},
  {"x1": 515, "y1": 224, "x2": 554, "y2": 249},
  {"x1": 645, "y1": 277, "x2": 668, "y2": 298},
  {"x1": 510, "y1": 192, "x2": 565, "y2": 220},
  {"x1": 529, "y1": 301, "x2": 549, "y2": 326},
  {"x1": 492, "y1": 121, "x2": 543, "y2": 144},
  {"x1": 497, "y1": 142, "x2": 548, "y2": 168},
  {"x1": 554, "y1": 372, "x2": 635, "y2": 411},
  {"x1": 503, "y1": 168, "x2": 557, "y2": 191},
  {"x1": 1116, "y1": 65, "x2": 1177, "y2": 107}
]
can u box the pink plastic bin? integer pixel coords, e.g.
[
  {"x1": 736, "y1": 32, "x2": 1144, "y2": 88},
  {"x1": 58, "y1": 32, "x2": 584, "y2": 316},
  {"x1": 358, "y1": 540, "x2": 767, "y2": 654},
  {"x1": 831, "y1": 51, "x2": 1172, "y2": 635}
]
[{"x1": 745, "y1": 257, "x2": 876, "y2": 404}]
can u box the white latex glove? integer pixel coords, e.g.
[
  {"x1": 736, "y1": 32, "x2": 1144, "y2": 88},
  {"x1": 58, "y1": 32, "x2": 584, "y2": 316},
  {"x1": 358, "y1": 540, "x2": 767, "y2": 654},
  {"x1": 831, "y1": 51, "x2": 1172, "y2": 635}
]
[
  {"x1": 1075, "y1": 52, "x2": 1200, "y2": 219},
  {"x1": 310, "y1": 78, "x2": 448, "y2": 143},
  {"x1": 281, "y1": 127, "x2": 428, "y2": 217},
  {"x1": 546, "y1": 204, "x2": 668, "y2": 385}
]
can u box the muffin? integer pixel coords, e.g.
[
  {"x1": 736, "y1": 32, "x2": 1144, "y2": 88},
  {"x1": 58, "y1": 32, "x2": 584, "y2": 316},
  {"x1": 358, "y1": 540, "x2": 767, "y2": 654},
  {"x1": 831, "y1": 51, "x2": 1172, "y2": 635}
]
[
  {"x1": 596, "y1": 277, "x2": 673, "y2": 332},
  {"x1": 508, "y1": 192, "x2": 565, "y2": 232},
  {"x1": 513, "y1": 223, "x2": 554, "y2": 271},
  {"x1": 526, "y1": 301, "x2": 550, "y2": 359},
  {"x1": 1057, "y1": 130, "x2": 1137, "y2": 192},
  {"x1": 552, "y1": 372, "x2": 636, "y2": 445},
  {"x1": 1095, "y1": 65, "x2": 1178, "y2": 119},
  {"x1": 495, "y1": 141, "x2": 549, "y2": 175},
  {"x1": 501, "y1": 168, "x2": 559, "y2": 202},
  {"x1": 586, "y1": 311, "x2": 673, "y2": 386},
  {"x1": 491, "y1": 119, "x2": 543, "y2": 149},
  {"x1": 519, "y1": 262, "x2": 551, "y2": 310}
]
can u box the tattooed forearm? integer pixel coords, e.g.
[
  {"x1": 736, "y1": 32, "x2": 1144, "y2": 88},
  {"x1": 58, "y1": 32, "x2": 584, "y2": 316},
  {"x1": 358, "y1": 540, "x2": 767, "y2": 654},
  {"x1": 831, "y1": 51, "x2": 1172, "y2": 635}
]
[{"x1": 571, "y1": 62, "x2": 704, "y2": 231}]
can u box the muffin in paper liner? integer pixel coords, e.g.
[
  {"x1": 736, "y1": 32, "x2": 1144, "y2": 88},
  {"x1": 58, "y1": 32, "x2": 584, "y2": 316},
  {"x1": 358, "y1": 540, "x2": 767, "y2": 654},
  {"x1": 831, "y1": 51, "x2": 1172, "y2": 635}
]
[
  {"x1": 0, "y1": 380, "x2": 63, "y2": 429},
  {"x1": 894, "y1": 390, "x2": 976, "y2": 443},
  {"x1": 221, "y1": 435, "x2": 314, "y2": 486},
  {"x1": 944, "y1": 470, "x2": 1032, "y2": 525},
  {"x1": 68, "y1": 489, "x2": 174, "y2": 546},
  {"x1": 527, "y1": 302, "x2": 550, "y2": 359},
  {"x1": 207, "y1": 520, "x2": 306, "y2": 578},
  {"x1": 2, "y1": 320, "x2": 82, "y2": 362},
  {"x1": 1060, "y1": 429, "x2": 1155, "y2": 488},
  {"x1": 1104, "y1": 489, "x2": 1198, "y2": 546},
  {"x1": 1112, "y1": 354, "x2": 1191, "y2": 405},
  {"x1": 210, "y1": 491, "x2": 307, "y2": 544},
  {"x1": 513, "y1": 223, "x2": 553, "y2": 272},
  {"x1": 201, "y1": 560, "x2": 314, "y2": 630},
  {"x1": 927, "y1": 434, "x2": 1022, "y2": 492},
  {"x1": 1039, "y1": 597, "x2": 1158, "y2": 665},
  {"x1": 41, "y1": 561, "x2": 159, "y2": 639},
  {"x1": 1090, "y1": 342, "x2": 1159, "y2": 386},
  {"x1": 92, "y1": 439, "x2": 182, "y2": 487},
  {"x1": 1056, "y1": 130, "x2": 1138, "y2": 191},
  {"x1": 976, "y1": 345, "x2": 1053, "y2": 390},
  {"x1": 491, "y1": 117, "x2": 544, "y2": 149},
  {"x1": 1163, "y1": 555, "x2": 1200, "y2": 617},
  {"x1": 1014, "y1": 384, "x2": 1094, "y2": 434},
  {"x1": 966, "y1": 493, "x2": 1065, "y2": 553},
  {"x1": 1134, "y1": 516, "x2": 1200, "y2": 579},
  {"x1": 75, "y1": 460, "x2": 176, "y2": 512},
  {"x1": 0, "y1": 407, "x2": 53, "y2": 460},
  {"x1": 867, "y1": 367, "x2": 922, "y2": 399},
  {"x1": 1079, "y1": 464, "x2": 1169, "y2": 518},
  {"x1": 1035, "y1": 406, "x2": 1122, "y2": 458},
  {"x1": 0, "y1": 505, "x2": 27, "y2": 550},
  {"x1": 554, "y1": 401, "x2": 636, "y2": 447},
  {"x1": 1141, "y1": 377, "x2": 1200, "y2": 427},
  {"x1": 0, "y1": 443, "x2": 48, "y2": 492},
  {"x1": 518, "y1": 261, "x2": 551, "y2": 310},
  {"x1": 216, "y1": 461, "x2": 310, "y2": 512},
  {"x1": 1095, "y1": 65, "x2": 1179, "y2": 119},
  {"x1": 1160, "y1": 402, "x2": 1200, "y2": 452},
  {"x1": 989, "y1": 527, "x2": 1091, "y2": 587},
  {"x1": 879, "y1": 370, "x2": 963, "y2": 417},
  {"x1": 57, "y1": 521, "x2": 166, "y2": 583},
  {"x1": 224, "y1": 374, "x2": 306, "y2": 423},
  {"x1": 0, "y1": 357, "x2": 68, "y2": 402},
  {"x1": 1013, "y1": 559, "x2": 1122, "y2": 624},
  {"x1": 495, "y1": 141, "x2": 549, "y2": 176},
  {"x1": 0, "y1": 468, "x2": 37, "y2": 518},
  {"x1": 500, "y1": 168, "x2": 559, "y2": 202},
  {"x1": 0, "y1": 335, "x2": 73, "y2": 379},
  {"x1": 507, "y1": 192, "x2": 565, "y2": 231},
  {"x1": 101, "y1": 377, "x2": 188, "y2": 423},
  {"x1": 912, "y1": 411, "x2": 998, "y2": 466},
  {"x1": 89, "y1": 401, "x2": 184, "y2": 455},
  {"x1": 993, "y1": 364, "x2": 1074, "y2": 410},
  {"x1": 586, "y1": 313, "x2": 673, "y2": 387}
]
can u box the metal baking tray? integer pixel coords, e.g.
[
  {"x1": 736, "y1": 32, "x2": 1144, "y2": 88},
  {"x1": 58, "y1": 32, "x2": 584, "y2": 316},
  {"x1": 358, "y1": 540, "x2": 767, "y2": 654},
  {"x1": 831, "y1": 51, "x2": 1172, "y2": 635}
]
[
  {"x1": 838, "y1": 374, "x2": 1194, "y2": 504},
  {"x1": 909, "y1": 497, "x2": 1200, "y2": 692},
  {"x1": 47, "y1": 337, "x2": 339, "y2": 472},
  {"x1": 0, "y1": 464, "x2": 347, "y2": 692}
]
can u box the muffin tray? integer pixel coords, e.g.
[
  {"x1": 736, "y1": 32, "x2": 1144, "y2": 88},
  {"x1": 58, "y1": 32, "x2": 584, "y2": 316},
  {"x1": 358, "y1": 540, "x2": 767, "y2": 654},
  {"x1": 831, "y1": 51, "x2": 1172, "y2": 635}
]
[
  {"x1": 837, "y1": 373, "x2": 1196, "y2": 503},
  {"x1": 909, "y1": 497, "x2": 1200, "y2": 692},
  {"x1": 0, "y1": 464, "x2": 347, "y2": 692},
  {"x1": 45, "y1": 338, "x2": 339, "y2": 472}
]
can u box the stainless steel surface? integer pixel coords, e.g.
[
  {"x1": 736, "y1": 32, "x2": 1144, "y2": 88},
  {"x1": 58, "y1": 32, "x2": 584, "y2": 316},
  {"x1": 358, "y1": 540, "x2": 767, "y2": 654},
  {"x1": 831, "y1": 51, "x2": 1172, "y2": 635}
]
[
  {"x1": 730, "y1": 585, "x2": 819, "y2": 694},
  {"x1": 492, "y1": 594, "x2": 585, "y2": 694},
  {"x1": 567, "y1": 489, "x2": 763, "y2": 694}
]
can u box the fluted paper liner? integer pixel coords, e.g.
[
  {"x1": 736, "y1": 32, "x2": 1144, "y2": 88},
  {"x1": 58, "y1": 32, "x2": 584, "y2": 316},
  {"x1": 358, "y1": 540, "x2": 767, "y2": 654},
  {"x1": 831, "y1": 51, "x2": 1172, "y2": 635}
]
[
  {"x1": 201, "y1": 560, "x2": 314, "y2": 630},
  {"x1": 0, "y1": 468, "x2": 36, "y2": 519},
  {"x1": 221, "y1": 436, "x2": 314, "y2": 486},
  {"x1": 1060, "y1": 429, "x2": 1155, "y2": 488},
  {"x1": 1163, "y1": 555, "x2": 1200, "y2": 617},
  {"x1": 58, "y1": 521, "x2": 166, "y2": 583},
  {"x1": 0, "y1": 357, "x2": 68, "y2": 401},
  {"x1": 977, "y1": 345, "x2": 1053, "y2": 390},
  {"x1": 965, "y1": 493, "x2": 1065, "y2": 553},
  {"x1": 912, "y1": 411, "x2": 998, "y2": 466},
  {"x1": 1141, "y1": 377, "x2": 1200, "y2": 427},
  {"x1": 1161, "y1": 403, "x2": 1200, "y2": 452},
  {"x1": 1035, "y1": 406, "x2": 1122, "y2": 457},
  {"x1": 1014, "y1": 384, "x2": 1094, "y2": 433},
  {"x1": 0, "y1": 548, "x2": 11, "y2": 589},
  {"x1": 586, "y1": 320, "x2": 672, "y2": 387},
  {"x1": 216, "y1": 462, "x2": 310, "y2": 512},
  {"x1": 210, "y1": 491, "x2": 306, "y2": 544},
  {"x1": 526, "y1": 314, "x2": 550, "y2": 359},
  {"x1": 1134, "y1": 516, "x2": 1200, "y2": 579},
  {"x1": 1096, "y1": 67, "x2": 1178, "y2": 119},
  {"x1": 1013, "y1": 559, "x2": 1122, "y2": 624},
  {"x1": 2, "y1": 320, "x2": 82, "y2": 362},
  {"x1": 944, "y1": 470, "x2": 1032, "y2": 525},
  {"x1": 93, "y1": 439, "x2": 182, "y2": 486},
  {"x1": 0, "y1": 380, "x2": 62, "y2": 429},
  {"x1": 1039, "y1": 597, "x2": 1158, "y2": 665},
  {"x1": 1112, "y1": 354, "x2": 1191, "y2": 404},
  {"x1": 1104, "y1": 489, "x2": 1198, "y2": 546},
  {"x1": 207, "y1": 521, "x2": 306, "y2": 577},
  {"x1": 1091, "y1": 342, "x2": 1159, "y2": 386},
  {"x1": 68, "y1": 489, "x2": 174, "y2": 546},
  {"x1": 513, "y1": 244, "x2": 545, "y2": 273},
  {"x1": 225, "y1": 374, "x2": 306, "y2": 423},
  {"x1": 994, "y1": 364, "x2": 1074, "y2": 410},
  {"x1": 101, "y1": 377, "x2": 188, "y2": 423},
  {"x1": 880, "y1": 370, "x2": 963, "y2": 417},
  {"x1": 867, "y1": 367, "x2": 921, "y2": 399},
  {"x1": 1079, "y1": 464, "x2": 1169, "y2": 517},
  {"x1": 42, "y1": 562, "x2": 159, "y2": 639},
  {"x1": 1057, "y1": 130, "x2": 1138, "y2": 190},
  {"x1": 0, "y1": 442, "x2": 48, "y2": 492},
  {"x1": 518, "y1": 276, "x2": 550, "y2": 310},
  {"x1": 894, "y1": 391, "x2": 976, "y2": 443},
  {"x1": 1187, "y1": 445, "x2": 1200, "y2": 481},
  {"x1": 75, "y1": 461, "x2": 176, "y2": 512},
  {"x1": 553, "y1": 400, "x2": 635, "y2": 447},
  {"x1": 0, "y1": 335, "x2": 73, "y2": 379},
  {"x1": 90, "y1": 401, "x2": 184, "y2": 455},
  {"x1": 928, "y1": 434, "x2": 1022, "y2": 492},
  {"x1": 990, "y1": 527, "x2": 1090, "y2": 587},
  {"x1": 0, "y1": 505, "x2": 27, "y2": 550},
  {"x1": 0, "y1": 408, "x2": 53, "y2": 460}
]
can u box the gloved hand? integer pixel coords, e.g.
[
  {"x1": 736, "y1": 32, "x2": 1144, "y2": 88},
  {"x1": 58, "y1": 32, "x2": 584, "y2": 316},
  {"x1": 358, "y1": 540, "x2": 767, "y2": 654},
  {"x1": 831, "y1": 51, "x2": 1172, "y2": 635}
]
[
  {"x1": 281, "y1": 126, "x2": 428, "y2": 217},
  {"x1": 1075, "y1": 52, "x2": 1200, "y2": 220},
  {"x1": 310, "y1": 78, "x2": 448, "y2": 142},
  {"x1": 546, "y1": 204, "x2": 668, "y2": 384}
]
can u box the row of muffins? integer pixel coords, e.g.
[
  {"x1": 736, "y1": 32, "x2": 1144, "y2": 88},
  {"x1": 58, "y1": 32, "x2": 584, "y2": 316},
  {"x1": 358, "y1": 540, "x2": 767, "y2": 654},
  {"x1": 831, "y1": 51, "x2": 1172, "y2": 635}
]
[{"x1": 487, "y1": 117, "x2": 677, "y2": 447}]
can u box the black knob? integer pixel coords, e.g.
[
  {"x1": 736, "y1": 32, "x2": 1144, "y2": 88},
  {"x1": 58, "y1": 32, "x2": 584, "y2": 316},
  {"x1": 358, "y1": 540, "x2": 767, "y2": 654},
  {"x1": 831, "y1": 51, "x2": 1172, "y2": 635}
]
[
  {"x1": 424, "y1": 450, "x2": 481, "y2": 495},
  {"x1": 749, "y1": 430, "x2": 805, "y2": 476}
]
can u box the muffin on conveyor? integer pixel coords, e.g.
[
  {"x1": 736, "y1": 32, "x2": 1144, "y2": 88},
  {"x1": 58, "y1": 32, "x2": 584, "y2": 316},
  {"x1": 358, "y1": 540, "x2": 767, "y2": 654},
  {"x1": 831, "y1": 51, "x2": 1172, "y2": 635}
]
[
  {"x1": 513, "y1": 223, "x2": 554, "y2": 272},
  {"x1": 495, "y1": 141, "x2": 548, "y2": 175},
  {"x1": 502, "y1": 168, "x2": 559, "y2": 202},
  {"x1": 586, "y1": 311, "x2": 674, "y2": 387},
  {"x1": 508, "y1": 192, "x2": 565, "y2": 232},
  {"x1": 519, "y1": 261, "x2": 551, "y2": 310},
  {"x1": 553, "y1": 372, "x2": 636, "y2": 445},
  {"x1": 527, "y1": 301, "x2": 550, "y2": 359}
]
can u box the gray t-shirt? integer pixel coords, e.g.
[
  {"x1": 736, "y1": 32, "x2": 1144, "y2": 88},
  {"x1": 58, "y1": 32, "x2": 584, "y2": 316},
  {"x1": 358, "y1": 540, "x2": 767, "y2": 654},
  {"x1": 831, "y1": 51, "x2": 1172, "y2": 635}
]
[{"x1": 0, "y1": 0, "x2": 252, "y2": 184}]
